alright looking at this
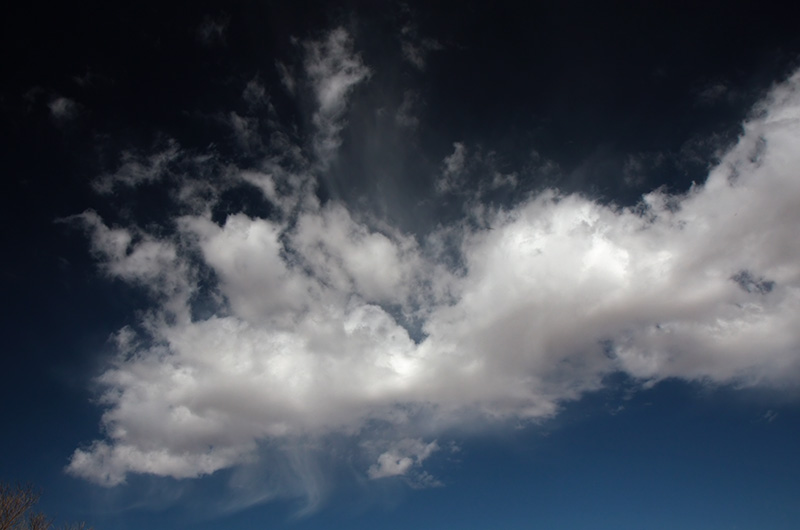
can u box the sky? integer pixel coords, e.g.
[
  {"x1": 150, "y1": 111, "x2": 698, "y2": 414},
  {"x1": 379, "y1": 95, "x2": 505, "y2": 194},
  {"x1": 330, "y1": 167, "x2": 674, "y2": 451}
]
[{"x1": 2, "y1": 1, "x2": 800, "y2": 528}]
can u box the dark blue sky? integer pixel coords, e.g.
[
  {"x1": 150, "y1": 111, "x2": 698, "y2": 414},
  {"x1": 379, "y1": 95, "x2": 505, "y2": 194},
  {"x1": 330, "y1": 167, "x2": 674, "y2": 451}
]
[{"x1": 2, "y1": 2, "x2": 800, "y2": 528}]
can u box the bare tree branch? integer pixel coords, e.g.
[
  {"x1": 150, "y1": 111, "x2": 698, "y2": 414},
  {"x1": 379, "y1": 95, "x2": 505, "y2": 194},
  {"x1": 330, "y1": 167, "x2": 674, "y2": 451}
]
[
  {"x1": 0, "y1": 483, "x2": 40, "y2": 530},
  {"x1": 0, "y1": 482, "x2": 92, "y2": 530}
]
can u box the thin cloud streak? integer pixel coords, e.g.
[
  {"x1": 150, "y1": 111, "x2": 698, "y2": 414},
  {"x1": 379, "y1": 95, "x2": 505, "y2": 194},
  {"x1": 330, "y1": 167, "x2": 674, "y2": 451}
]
[{"x1": 303, "y1": 28, "x2": 371, "y2": 168}]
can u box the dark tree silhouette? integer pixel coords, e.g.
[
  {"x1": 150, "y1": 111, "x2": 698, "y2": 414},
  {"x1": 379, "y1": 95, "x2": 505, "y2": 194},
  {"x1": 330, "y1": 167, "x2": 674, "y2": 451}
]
[{"x1": 0, "y1": 483, "x2": 91, "y2": 530}]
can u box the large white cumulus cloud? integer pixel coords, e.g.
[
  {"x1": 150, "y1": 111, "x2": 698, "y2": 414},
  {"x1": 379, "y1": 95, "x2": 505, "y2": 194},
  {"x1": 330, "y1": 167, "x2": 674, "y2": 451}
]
[{"x1": 68, "y1": 53, "x2": 800, "y2": 497}]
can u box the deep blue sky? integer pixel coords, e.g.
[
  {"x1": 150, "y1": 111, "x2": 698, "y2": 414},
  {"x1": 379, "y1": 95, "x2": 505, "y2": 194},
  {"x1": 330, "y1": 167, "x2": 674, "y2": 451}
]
[{"x1": 2, "y1": 2, "x2": 800, "y2": 529}]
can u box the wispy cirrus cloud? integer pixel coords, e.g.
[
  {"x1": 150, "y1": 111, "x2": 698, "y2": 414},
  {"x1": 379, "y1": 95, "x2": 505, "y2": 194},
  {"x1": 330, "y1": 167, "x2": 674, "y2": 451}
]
[
  {"x1": 436, "y1": 142, "x2": 467, "y2": 193},
  {"x1": 622, "y1": 151, "x2": 667, "y2": 187},
  {"x1": 242, "y1": 77, "x2": 268, "y2": 109},
  {"x1": 227, "y1": 111, "x2": 262, "y2": 152},
  {"x1": 93, "y1": 139, "x2": 181, "y2": 194},
  {"x1": 395, "y1": 89, "x2": 420, "y2": 129},
  {"x1": 303, "y1": 28, "x2": 371, "y2": 168},
  {"x1": 398, "y1": 18, "x2": 443, "y2": 71},
  {"x1": 276, "y1": 61, "x2": 297, "y2": 95},
  {"x1": 694, "y1": 79, "x2": 745, "y2": 107},
  {"x1": 49, "y1": 95, "x2": 79, "y2": 122},
  {"x1": 197, "y1": 14, "x2": 229, "y2": 46}
]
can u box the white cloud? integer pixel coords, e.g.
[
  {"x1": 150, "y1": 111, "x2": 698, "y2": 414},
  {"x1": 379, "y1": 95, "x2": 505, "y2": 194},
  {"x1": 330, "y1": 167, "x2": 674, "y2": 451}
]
[
  {"x1": 292, "y1": 204, "x2": 424, "y2": 305},
  {"x1": 436, "y1": 142, "x2": 467, "y2": 193},
  {"x1": 695, "y1": 80, "x2": 742, "y2": 107},
  {"x1": 93, "y1": 140, "x2": 181, "y2": 194},
  {"x1": 68, "y1": 68, "x2": 800, "y2": 505},
  {"x1": 399, "y1": 24, "x2": 443, "y2": 70},
  {"x1": 490, "y1": 171, "x2": 518, "y2": 190},
  {"x1": 622, "y1": 151, "x2": 667, "y2": 187},
  {"x1": 303, "y1": 27, "x2": 371, "y2": 167},
  {"x1": 227, "y1": 111, "x2": 262, "y2": 152},
  {"x1": 395, "y1": 90, "x2": 420, "y2": 129},
  {"x1": 697, "y1": 82, "x2": 729, "y2": 104},
  {"x1": 72, "y1": 69, "x2": 112, "y2": 88},
  {"x1": 367, "y1": 439, "x2": 439, "y2": 483},
  {"x1": 197, "y1": 15, "x2": 229, "y2": 46},
  {"x1": 242, "y1": 77, "x2": 268, "y2": 108},
  {"x1": 72, "y1": 211, "x2": 180, "y2": 289},
  {"x1": 63, "y1": 211, "x2": 193, "y2": 324},
  {"x1": 49, "y1": 96, "x2": 79, "y2": 121},
  {"x1": 276, "y1": 61, "x2": 296, "y2": 95}
]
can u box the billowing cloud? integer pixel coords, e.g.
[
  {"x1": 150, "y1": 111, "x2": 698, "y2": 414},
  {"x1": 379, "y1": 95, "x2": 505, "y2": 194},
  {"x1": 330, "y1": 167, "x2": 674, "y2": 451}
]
[{"x1": 67, "y1": 55, "x2": 800, "y2": 514}]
